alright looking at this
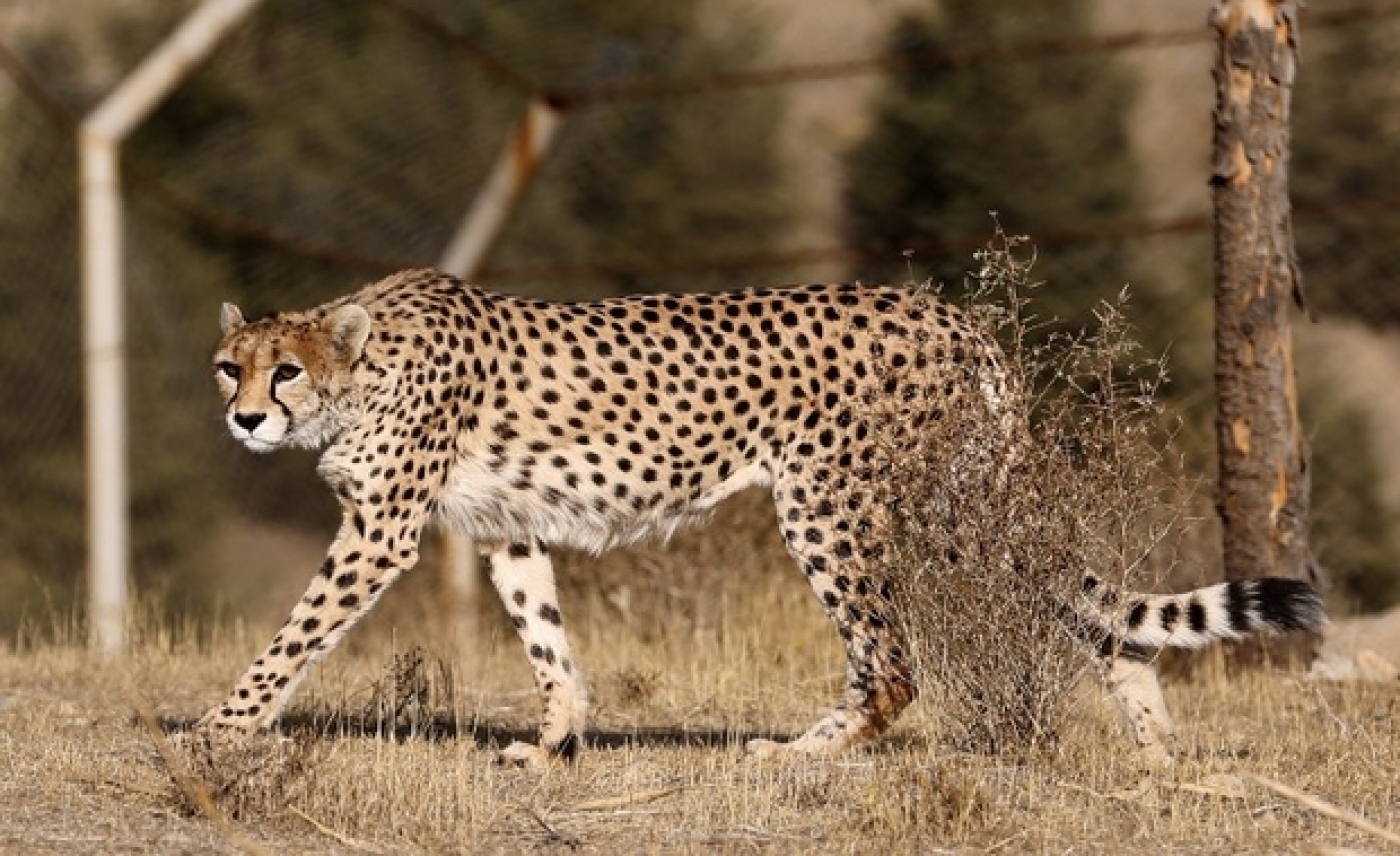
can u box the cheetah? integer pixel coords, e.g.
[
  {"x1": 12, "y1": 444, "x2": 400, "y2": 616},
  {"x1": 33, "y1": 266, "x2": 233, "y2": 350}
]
[{"x1": 201, "y1": 268, "x2": 1324, "y2": 765}]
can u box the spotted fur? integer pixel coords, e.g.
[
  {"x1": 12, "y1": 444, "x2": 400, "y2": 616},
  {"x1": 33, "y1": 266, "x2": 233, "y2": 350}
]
[{"x1": 200, "y1": 269, "x2": 1324, "y2": 764}]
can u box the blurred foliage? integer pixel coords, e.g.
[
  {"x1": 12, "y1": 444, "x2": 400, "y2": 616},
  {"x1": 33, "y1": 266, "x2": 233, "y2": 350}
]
[
  {"x1": 843, "y1": 0, "x2": 1148, "y2": 330},
  {"x1": 1286, "y1": 14, "x2": 1400, "y2": 612},
  {"x1": 1306, "y1": 378, "x2": 1400, "y2": 613},
  {"x1": 1294, "y1": 14, "x2": 1400, "y2": 325},
  {"x1": 0, "y1": 0, "x2": 788, "y2": 632},
  {"x1": 0, "y1": 68, "x2": 86, "y2": 631}
]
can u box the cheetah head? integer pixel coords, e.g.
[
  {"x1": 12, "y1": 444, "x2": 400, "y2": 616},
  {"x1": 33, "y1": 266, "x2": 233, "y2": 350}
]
[{"x1": 212, "y1": 302, "x2": 371, "y2": 452}]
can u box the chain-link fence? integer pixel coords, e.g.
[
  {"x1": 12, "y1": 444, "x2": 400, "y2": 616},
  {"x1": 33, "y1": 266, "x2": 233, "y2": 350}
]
[{"x1": 2, "y1": 0, "x2": 1398, "y2": 635}]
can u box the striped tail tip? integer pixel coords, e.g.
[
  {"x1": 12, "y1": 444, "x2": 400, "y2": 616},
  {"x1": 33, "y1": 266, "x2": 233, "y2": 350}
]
[{"x1": 1230, "y1": 577, "x2": 1327, "y2": 635}]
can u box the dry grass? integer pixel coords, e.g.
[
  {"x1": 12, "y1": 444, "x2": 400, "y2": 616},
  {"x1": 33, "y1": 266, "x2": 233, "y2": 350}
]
[{"x1": 3, "y1": 565, "x2": 1398, "y2": 854}]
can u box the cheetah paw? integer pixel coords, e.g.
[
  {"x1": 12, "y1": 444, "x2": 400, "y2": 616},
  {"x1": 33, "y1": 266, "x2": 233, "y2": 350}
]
[
  {"x1": 742, "y1": 738, "x2": 790, "y2": 760},
  {"x1": 495, "y1": 741, "x2": 556, "y2": 769},
  {"x1": 168, "y1": 724, "x2": 230, "y2": 755},
  {"x1": 1134, "y1": 740, "x2": 1177, "y2": 768}
]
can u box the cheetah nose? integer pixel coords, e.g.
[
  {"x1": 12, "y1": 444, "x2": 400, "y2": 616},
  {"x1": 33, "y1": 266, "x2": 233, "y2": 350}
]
[{"x1": 233, "y1": 412, "x2": 266, "y2": 431}]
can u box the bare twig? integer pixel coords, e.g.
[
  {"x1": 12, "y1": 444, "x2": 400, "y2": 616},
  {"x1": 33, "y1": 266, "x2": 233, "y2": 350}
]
[
  {"x1": 985, "y1": 830, "x2": 1030, "y2": 853},
  {"x1": 567, "y1": 786, "x2": 684, "y2": 812},
  {"x1": 513, "y1": 801, "x2": 580, "y2": 848},
  {"x1": 289, "y1": 805, "x2": 386, "y2": 854},
  {"x1": 1246, "y1": 774, "x2": 1400, "y2": 847}
]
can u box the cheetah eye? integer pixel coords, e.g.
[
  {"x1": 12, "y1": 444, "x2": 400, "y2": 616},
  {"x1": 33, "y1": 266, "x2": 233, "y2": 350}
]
[
  {"x1": 216, "y1": 361, "x2": 241, "y2": 382},
  {"x1": 273, "y1": 364, "x2": 303, "y2": 384}
]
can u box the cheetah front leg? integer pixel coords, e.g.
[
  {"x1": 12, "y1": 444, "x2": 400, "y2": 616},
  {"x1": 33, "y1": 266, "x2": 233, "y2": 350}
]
[
  {"x1": 485, "y1": 540, "x2": 587, "y2": 767},
  {"x1": 194, "y1": 463, "x2": 431, "y2": 736}
]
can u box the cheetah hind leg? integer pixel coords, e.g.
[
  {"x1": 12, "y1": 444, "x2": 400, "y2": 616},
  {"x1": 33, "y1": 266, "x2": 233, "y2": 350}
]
[
  {"x1": 746, "y1": 497, "x2": 916, "y2": 759},
  {"x1": 744, "y1": 603, "x2": 915, "y2": 760},
  {"x1": 1100, "y1": 653, "x2": 1177, "y2": 765},
  {"x1": 485, "y1": 541, "x2": 588, "y2": 768}
]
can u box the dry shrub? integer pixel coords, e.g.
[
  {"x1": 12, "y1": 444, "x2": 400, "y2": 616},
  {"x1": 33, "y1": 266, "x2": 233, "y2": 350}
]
[
  {"x1": 876, "y1": 228, "x2": 1188, "y2": 753},
  {"x1": 168, "y1": 729, "x2": 324, "y2": 821},
  {"x1": 357, "y1": 644, "x2": 456, "y2": 736},
  {"x1": 165, "y1": 646, "x2": 457, "y2": 822}
]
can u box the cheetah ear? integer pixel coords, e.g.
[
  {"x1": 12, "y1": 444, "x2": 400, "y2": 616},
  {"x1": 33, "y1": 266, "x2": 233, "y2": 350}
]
[
  {"x1": 325, "y1": 303, "x2": 372, "y2": 362},
  {"x1": 219, "y1": 302, "x2": 245, "y2": 335}
]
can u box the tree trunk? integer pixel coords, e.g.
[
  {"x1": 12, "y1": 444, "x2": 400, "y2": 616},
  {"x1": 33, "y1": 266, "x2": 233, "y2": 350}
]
[{"x1": 1210, "y1": 0, "x2": 1320, "y2": 660}]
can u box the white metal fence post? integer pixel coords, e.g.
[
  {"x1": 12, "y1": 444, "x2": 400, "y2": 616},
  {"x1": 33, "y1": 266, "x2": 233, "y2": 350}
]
[
  {"x1": 78, "y1": 135, "x2": 127, "y2": 655},
  {"x1": 79, "y1": 0, "x2": 266, "y2": 654}
]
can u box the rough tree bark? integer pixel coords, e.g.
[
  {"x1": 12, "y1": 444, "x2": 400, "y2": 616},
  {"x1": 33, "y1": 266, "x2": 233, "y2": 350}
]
[{"x1": 1209, "y1": 0, "x2": 1321, "y2": 652}]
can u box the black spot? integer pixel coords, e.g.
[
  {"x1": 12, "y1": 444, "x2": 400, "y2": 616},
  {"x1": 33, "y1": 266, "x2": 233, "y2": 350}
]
[
  {"x1": 1159, "y1": 601, "x2": 1180, "y2": 634},
  {"x1": 539, "y1": 604, "x2": 562, "y2": 625},
  {"x1": 507, "y1": 542, "x2": 532, "y2": 559},
  {"x1": 1187, "y1": 598, "x2": 1209, "y2": 635},
  {"x1": 1126, "y1": 601, "x2": 1148, "y2": 630}
]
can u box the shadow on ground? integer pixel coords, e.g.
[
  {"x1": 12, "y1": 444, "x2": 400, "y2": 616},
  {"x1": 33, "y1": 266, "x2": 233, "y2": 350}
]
[{"x1": 160, "y1": 713, "x2": 798, "y2": 752}]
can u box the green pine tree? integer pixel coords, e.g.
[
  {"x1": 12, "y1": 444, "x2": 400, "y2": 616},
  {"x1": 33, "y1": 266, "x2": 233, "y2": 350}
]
[
  {"x1": 1305, "y1": 383, "x2": 1400, "y2": 612},
  {"x1": 843, "y1": 1, "x2": 1141, "y2": 327},
  {"x1": 1290, "y1": 19, "x2": 1400, "y2": 611},
  {"x1": 1293, "y1": 17, "x2": 1400, "y2": 324}
]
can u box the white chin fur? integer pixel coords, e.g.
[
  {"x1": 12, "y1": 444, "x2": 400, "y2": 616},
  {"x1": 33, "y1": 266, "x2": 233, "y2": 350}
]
[
  {"x1": 240, "y1": 436, "x2": 278, "y2": 453},
  {"x1": 228, "y1": 424, "x2": 283, "y2": 453}
]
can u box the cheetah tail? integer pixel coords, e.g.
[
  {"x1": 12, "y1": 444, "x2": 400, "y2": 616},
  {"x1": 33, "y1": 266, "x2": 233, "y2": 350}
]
[{"x1": 1079, "y1": 574, "x2": 1327, "y2": 650}]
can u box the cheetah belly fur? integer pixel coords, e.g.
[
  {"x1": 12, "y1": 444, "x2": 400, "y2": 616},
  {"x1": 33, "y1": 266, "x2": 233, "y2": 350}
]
[{"x1": 202, "y1": 268, "x2": 1324, "y2": 765}]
